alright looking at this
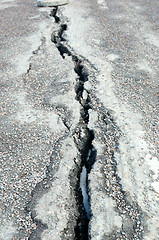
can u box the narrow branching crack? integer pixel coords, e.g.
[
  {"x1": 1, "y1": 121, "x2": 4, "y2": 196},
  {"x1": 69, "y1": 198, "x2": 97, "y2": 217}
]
[
  {"x1": 26, "y1": 137, "x2": 68, "y2": 240},
  {"x1": 25, "y1": 36, "x2": 46, "y2": 76},
  {"x1": 27, "y1": 63, "x2": 32, "y2": 74},
  {"x1": 63, "y1": 118, "x2": 70, "y2": 131},
  {"x1": 32, "y1": 36, "x2": 46, "y2": 55}
]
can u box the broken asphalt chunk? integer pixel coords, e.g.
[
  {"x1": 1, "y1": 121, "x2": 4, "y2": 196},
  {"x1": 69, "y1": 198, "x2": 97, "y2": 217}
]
[{"x1": 37, "y1": 0, "x2": 69, "y2": 7}]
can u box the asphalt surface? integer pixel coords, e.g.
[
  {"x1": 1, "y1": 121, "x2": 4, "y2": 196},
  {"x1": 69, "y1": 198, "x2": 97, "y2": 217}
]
[{"x1": 0, "y1": 0, "x2": 158, "y2": 239}]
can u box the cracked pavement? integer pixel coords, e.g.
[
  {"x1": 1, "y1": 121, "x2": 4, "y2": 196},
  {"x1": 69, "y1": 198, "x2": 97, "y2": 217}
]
[{"x1": 0, "y1": 0, "x2": 159, "y2": 239}]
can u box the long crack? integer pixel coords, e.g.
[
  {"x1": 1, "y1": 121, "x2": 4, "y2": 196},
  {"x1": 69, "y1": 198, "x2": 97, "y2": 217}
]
[
  {"x1": 25, "y1": 36, "x2": 46, "y2": 76},
  {"x1": 27, "y1": 6, "x2": 144, "y2": 239},
  {"x1": 51, "y1": 7, "x2": 96, "y2": 239},
  {"x1": 51, "y1": 6, "x2": 144, "y2": 239}
]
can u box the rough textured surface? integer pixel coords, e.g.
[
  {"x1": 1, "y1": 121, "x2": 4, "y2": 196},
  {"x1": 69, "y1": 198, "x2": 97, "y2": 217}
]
[
  {"x1": 0, "y1": 0, "x2": 158, "y2": 239},
  {"x1": 37, "y1": 0, "x2": 68, "y2": 7}
]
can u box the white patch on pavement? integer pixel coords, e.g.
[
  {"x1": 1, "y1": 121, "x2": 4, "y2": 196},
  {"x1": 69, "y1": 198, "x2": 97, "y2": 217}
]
[
  {"x1": 146, "y1": 154, "x2": 159, "y2": 179},
  {"x1": 50, "y1": 86, "x2": 80, "y2": 131},
  {"x1": 151, "y1": 181, "x2": 159, "y2": 194},
  {"x1": 0, "y1": 0, "x2": 16, "y2": 10},
  {"x1": 107, "y1": 54, "x2": 119, "y2": 61},
  {"x1": 12, "y1": 33, "x2": 41, "y2": 76},
  {"x1": 136, "y1": 59, "x2": 153, "y2": 74},
  {"x1": 97, "y1": 0, "x2": 108, "y2": 9},
  {"x1": 0, "y1": 219, "x2": 16, "y2": 240},
  {"x1": 14, "y1": 91, "x2": 66, "y2": 133},
  {"x1": 89, "y1": 161, "x2": 122, "y2": 238},
  {"x1": 35, "y1": 138, "x2": 78, "y2": 240},
  {"x1": 145, "y1": 33, "x2": 159, "y2": 48}
]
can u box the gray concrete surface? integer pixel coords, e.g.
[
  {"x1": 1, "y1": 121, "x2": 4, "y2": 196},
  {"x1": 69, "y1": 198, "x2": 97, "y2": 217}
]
[{"x1": 0, "y1": 0, "x2": 158, "y2": 239}]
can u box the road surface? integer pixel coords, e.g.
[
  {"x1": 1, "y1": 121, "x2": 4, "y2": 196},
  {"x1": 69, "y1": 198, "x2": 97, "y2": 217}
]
[{"x1": 0, "y1": 0, "x2": 158, "y2": 239}]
